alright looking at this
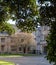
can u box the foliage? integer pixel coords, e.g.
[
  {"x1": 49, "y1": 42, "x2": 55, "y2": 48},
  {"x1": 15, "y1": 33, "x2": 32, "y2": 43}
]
[
  {"x1": 38, "y1": 0, "x2": 56, "y2": 25},
  {"x1": 38, "y1": 0, "x2": 56, "y2": 65},
  {"x1": 0, "y1": 22, "x2": 15, "y2": 35},
  {"x1": 46, "y1": 22, "x2": 56, "y2": 65},
  {"x1": 0, "y1": 0, "x2": 38, "y2": 32}
]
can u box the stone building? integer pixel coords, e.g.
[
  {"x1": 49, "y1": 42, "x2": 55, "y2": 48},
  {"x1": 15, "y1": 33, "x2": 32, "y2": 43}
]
[
  {"x1": 0, "y1": 24, "x2": 50, "y2": 54},
  {"x1": 33, "y1": 26, "x2": 50, "y2": 54},
  {"x1": 0, "y1": 32, "x2": 36, "y2": 54}
]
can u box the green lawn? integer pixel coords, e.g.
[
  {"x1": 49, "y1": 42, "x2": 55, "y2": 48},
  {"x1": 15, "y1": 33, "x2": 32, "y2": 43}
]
[
  {"x1": 0, "y1": 61, "x2": 15, "y2": 65},
  {"x1": 0, "y1": 54, "x2": 38, "y2": 57}
]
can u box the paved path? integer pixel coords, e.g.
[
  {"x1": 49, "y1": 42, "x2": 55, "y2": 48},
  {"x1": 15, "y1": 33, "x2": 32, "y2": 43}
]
[{"x1": 0, "y1": 56, "x2": 53, "y2": 65}]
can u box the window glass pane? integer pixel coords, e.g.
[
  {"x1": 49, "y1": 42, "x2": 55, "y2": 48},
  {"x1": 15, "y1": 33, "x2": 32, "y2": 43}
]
[
  {"x1": 1, "y1": 45, "x2": 5, "y2": 51},
  {"x1": 1, "y1": 38, "x2": 5, "y2": 42},
  {"x1": 11, "y1": 37, "x2": 15, "y2": 43},
  {"x1": 11, "y1": 45, "x2": 17, "y2": 51},
  {"x1": 21, "y1": 39, "x2": 24, "y2": 42},
  {"x1": 19, "y1": 47, "x2": 22, "y2": 51}
]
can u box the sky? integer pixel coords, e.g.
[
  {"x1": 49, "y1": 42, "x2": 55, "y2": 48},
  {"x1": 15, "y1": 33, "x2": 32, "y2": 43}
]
[{"x1": 7, "y1": 19, "x2": 16, "y2": 24}]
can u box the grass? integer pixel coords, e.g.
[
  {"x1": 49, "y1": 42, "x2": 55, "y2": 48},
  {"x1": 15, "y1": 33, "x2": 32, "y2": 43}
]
[
  {"x1": 0, "y1": 54, "x2": 38, "y2": 57},
  {"x1": 0, "y1": 61, "x2": 15, "y2": 65}
]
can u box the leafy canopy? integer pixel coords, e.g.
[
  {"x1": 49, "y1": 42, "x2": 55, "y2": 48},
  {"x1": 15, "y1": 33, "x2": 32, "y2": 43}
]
[
  {"x1": 38, "y1": 0, "x2": 56, "y2": 65},
  {"x1": 0, "y1": 0, "x2": 38, "y2": 33},
  {"x1": 0, "y1": 22, "x2": 15, "y2": 35}
]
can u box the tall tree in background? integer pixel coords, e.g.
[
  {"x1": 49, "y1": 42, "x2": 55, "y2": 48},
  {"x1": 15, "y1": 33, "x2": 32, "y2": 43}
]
[
  {"x1": 0, "y1": 0, "x2": 38, "y2": 32},
  {"x1": 0, "y1": 22, "x2": 15, "y2": 35},
  {"x1": 38, "y1": 0, "x2": 56, "y2": 65},
  {"x1": 0, "y1": 0, "x2": 15, "y2": 34}
]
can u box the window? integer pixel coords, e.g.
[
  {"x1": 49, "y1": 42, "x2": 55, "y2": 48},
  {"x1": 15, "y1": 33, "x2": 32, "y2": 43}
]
[
  {"x1": 28, "y1": 47, "x2": 30, "y2": 51},
  {"x1": 1, "y1": 45, "x2": 5, "y2": 51},
  {"x1": 21, "y1": 39, "x2": 24, "y2": 42},
  {"x1": 11, "y1": 37, "x2": 15, "y2": 43},
  {"x1": 19, "y1": 47, "x2": 22, "y2": 51},
  {"x1": 1, "y1": 38, "x2": 5, "y2": 43},
  {"x1": 11, "y1": 45, "x2": 17, "y2": 51}
]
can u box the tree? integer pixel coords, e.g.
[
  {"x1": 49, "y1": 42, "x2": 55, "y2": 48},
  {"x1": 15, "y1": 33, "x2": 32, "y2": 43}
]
[
  {"x1": 0, "y1": 22, "x2": 15, "y2": 35},
  {"x1": 0, "y1": 0, "x2": 38, "y2": 32},
  {"x1": 0, "y1": 0, "x2": 15, "y2": 34},
  {"x1": 38, "y1": 0, "x2": 56, "y2": 65},
  {"x1": 47, "y1": 22, "x2": 56, "y2": 65}
]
